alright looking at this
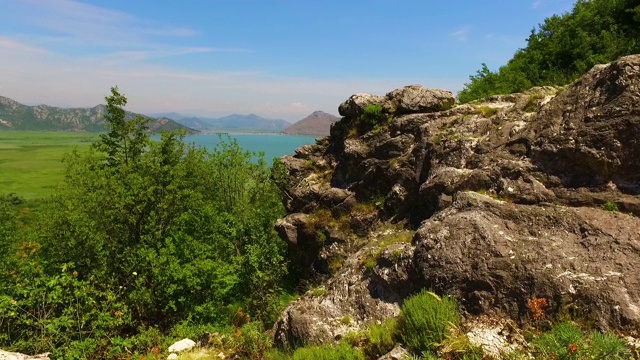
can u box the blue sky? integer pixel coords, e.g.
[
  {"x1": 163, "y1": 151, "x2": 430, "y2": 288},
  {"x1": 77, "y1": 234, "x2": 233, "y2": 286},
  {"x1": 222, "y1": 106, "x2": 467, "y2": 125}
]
[{"x1": 0, "y1": 0, "x2": 575, "y2": 121}]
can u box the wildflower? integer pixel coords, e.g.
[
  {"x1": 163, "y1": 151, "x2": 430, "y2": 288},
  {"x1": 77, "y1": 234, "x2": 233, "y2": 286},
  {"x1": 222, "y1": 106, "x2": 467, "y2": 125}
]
[
  {"x1": 568, "y1": 343, "x2": 579, "y2": 354},
  {"x1": 528, "y1": 297, "x2": 548, "y2": 320}
]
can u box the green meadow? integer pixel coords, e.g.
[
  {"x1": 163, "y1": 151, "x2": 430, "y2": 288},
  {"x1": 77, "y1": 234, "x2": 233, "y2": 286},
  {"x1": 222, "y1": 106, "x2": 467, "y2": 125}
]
[{"x1": 0, "y1": 131, "x2": 98, "y2": 199}]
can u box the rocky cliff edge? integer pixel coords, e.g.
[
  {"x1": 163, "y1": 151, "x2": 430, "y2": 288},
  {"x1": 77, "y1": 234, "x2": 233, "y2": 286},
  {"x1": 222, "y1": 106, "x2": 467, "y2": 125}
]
[{"x1": 273, "y1": 55, "x2": 640, "y2": 351}]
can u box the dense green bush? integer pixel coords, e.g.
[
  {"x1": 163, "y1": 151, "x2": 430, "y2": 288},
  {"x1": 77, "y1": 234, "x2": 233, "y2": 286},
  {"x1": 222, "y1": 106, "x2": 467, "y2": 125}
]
[
  {"x1": 459, "y1": 0, "x2": 640, "y2": 103},
  {"x1": 0, "y1": 87, "x2": 288, "y2": 358},
  {"x1": 400, "y1": 290, "x2": 460, "y2": 353}
]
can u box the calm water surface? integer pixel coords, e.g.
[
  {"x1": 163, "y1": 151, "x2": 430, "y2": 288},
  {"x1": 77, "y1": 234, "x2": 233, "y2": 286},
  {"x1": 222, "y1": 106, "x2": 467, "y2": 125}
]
[{"x1": 184, "y1": 134, "x2": 318, "y2": 161}]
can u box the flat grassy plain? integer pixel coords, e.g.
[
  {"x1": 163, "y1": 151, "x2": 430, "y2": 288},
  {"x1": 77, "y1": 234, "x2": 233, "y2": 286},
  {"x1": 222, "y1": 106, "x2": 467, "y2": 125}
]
[{"x1": 0, "y1": 131, "x2": 98, "y2": 199}]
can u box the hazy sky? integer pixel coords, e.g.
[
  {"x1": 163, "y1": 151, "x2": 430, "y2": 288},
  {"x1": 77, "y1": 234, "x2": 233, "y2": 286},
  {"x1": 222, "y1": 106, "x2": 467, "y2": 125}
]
[{"x1": 0, "y1": 0, "x2": 575, "y2": 121}]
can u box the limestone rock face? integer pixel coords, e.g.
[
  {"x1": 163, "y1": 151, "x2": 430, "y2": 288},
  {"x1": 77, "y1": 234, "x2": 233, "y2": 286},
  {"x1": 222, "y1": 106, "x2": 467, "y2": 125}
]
[{"x1": 274, "y1": 56, "x2": 640, "y2": 348}]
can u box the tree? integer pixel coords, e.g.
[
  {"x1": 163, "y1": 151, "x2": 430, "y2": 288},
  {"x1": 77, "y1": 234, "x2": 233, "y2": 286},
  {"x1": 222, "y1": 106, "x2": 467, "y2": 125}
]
[
  {"x1": 459, "y1": 0, "x2": 640, "y2": 102},
  {"x1": 1, "y1": 88, "x2": 288, "y2": 357},
  {"x1": 96, "y1": 86, "x2": 150, "y2": 168}
]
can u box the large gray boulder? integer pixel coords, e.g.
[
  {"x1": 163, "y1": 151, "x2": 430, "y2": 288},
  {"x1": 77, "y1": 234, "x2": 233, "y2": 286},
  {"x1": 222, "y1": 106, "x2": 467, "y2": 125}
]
[
  {"x1": 384, "y1": 85, "x2": 455, "y2": 115},
  {"x1": 338, "y1": 93, "x2": 387, "y2": 118},
  {"x1": 413, "y1": 191, "x2": 640, "y2": 330},
  {"x1": 527, "y1": 54, "x2": 640, "y2": 190},
  {"x1": 337, "y1": 85, "x2": 455, "y2": 118}
]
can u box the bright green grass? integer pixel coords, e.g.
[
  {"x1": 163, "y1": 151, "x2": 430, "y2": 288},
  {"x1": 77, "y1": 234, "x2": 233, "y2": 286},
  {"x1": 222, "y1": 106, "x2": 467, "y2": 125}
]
[{"x1": 0, "y1": 131, "x2": 99, "y2": 199}]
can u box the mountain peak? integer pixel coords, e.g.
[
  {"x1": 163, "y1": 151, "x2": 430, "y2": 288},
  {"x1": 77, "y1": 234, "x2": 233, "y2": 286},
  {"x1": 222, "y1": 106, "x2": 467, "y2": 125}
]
[{"x1": 283, "y1": 111, "x2": 339, "y2": 136}]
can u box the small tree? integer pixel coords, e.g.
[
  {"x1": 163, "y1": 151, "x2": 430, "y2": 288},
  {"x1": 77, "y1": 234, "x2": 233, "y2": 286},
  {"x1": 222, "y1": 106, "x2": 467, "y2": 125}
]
[{"x1": 96, "y1": 86, "x2": 150, "y2": 168}]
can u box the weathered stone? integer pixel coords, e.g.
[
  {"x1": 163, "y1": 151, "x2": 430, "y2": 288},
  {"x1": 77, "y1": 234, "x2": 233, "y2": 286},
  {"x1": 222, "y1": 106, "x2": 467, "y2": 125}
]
[
  {"x1": 168, "y1": 338, "x2": 196, "y2": 353},
  {"x1": 385, "y1": 85, "x2": 455, "y2": 115},
  {"x1": 378, "y1": 344, "x2": 410, "y2": 360},
  {"x1": 528, "y1": 54, "x2": 640, "y2": 191},
  {"x1": 338, "y1": 93, "x2": 388, "y2": 118},
  {"x1": 413, "y1": 191, "x2": 640, "y2": 330}
]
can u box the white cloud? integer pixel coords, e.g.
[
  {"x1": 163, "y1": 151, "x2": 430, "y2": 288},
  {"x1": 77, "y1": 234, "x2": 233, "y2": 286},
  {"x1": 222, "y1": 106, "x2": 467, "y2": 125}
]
[
  {"x1": 1, "y1": 1, "x2": 464, "y2": 120},
  {"x1": 450, "y1": 25, "x2": 472, "y2": 42},
  {"x1": 532, "y1": 0, "x2": 543, "y2": 9},
  {"x1": 0, "y1": 37, "x2": 51, "y2": 55}
]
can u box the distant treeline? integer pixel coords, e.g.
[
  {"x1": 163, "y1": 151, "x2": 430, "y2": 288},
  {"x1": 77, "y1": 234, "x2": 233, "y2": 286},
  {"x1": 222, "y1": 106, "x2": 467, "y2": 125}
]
[{"x1": 458, "y1": 0, "x2": 640, "y2": 103}]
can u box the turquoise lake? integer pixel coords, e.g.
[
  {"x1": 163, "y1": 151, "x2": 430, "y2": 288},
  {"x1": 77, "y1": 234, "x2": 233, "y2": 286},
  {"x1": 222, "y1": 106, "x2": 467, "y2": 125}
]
[{"x1": 183, "y1": 134, "x2": 318, "y2": 161}]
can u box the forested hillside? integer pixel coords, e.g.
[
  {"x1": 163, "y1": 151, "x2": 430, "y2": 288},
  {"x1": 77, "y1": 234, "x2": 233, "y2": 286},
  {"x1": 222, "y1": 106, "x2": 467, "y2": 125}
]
[{"x1": 458, "y1": 0, "x2": 640, "y2": 102}]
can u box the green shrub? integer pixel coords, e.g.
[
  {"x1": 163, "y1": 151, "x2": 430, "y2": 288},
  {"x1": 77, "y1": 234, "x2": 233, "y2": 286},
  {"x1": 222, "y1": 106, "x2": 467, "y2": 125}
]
[
  {"x1": 292, "y1": 341, "x2": 364, "y2": 360},
  {"x1": 585, "y1": 331, "x2": 630, "y2": 359},
  {"x1": 356, "y1": 104, "x2": 388, "y2": 135},
  {"x1": 362, "y1": 318, "x2": 399, "y2": 358},
  {"x1": 532, "y1": 322, "x2": 584, "y2": 359},
  {"x1": 400, "y1": 290, "x2": 460, "y2": 352},
  {"x1": 233, "y1": 322, "x2": 273, "y2": 359},
  {"x1": 602, "y1": 201, "x2": 620, "y2": 212}
]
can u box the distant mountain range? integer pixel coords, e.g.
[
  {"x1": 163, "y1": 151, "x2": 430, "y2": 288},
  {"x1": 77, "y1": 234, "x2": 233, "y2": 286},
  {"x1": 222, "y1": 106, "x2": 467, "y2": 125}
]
[
  {"x1": 0, "y1": 96, "x2": 192, "y2": 133},
  {"x1": 0, "y1": 95, "x2": 340, "y2": 136},
  {"x1": 283, "y1": 111, "x2": 340, "y2": 136},
  {"x1": 154, "y1": 111, "x2": 340, "y2": 136},
  {"x1": 153, "y1": 113, "x2": 291, "y2": 132}
]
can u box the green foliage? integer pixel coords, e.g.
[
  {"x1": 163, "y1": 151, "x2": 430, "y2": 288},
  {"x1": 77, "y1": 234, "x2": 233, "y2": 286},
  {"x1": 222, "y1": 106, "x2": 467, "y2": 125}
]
[
  {"x1": 532, "y1": 322, "x2": 585, "y2": 359},
  {"x1": 602, "y1": 201, "x2": 620, "y2": 212},
  {"x1": 400, "y1": 290, "x2": 461, "y2": 353},
  {"x1": 0, "y1": 88, "x2": 288, "y2": 357},
  {"x1": 361, "y1": 318, "x2": 399, "y2": 359},
  {"x1": 459, "y1": 0, "x2": 640, "y2": 102},
  {"x1": 232, "y1": 322, "x2": 274, "y2": 359},
  {"x1": 532, "y1": 323, "x2": 631, "y2": 359},
  {"x1": 347, "y1": 103, "x2": 391, "y2": 136},
  {"x1": 292, "y1": 341, "x2": 365, "y2": 360},
  {"x1": 586, "y1": 331, "x2": 630, "y2": 359}
]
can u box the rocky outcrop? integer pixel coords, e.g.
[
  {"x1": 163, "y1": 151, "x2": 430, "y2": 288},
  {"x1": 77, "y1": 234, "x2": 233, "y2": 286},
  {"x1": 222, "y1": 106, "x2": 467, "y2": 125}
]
[
  {"x1": 274, "y1": 55, "x2": 640, "y2": 347},
  {"x1": 338, "y1": 84, "x2": 455, "y2": 118}
]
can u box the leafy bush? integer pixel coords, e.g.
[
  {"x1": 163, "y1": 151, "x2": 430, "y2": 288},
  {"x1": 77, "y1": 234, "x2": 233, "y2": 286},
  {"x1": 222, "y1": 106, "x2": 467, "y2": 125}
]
[
  {"x1": 400, "y1": 290, "x2": 460, "y2": 352},
  {"x1": 292, "y1": 341, "x2": 364, "y2": 360}
]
